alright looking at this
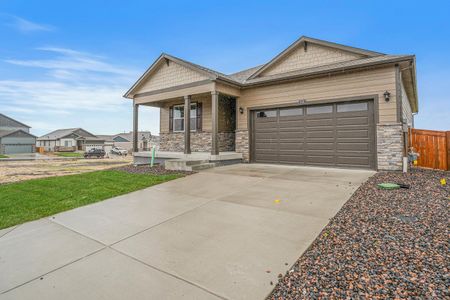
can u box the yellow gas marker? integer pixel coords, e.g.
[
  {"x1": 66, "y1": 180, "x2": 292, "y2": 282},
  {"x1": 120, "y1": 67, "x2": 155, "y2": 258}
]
[{"x1": 274, "y1": 199, "x2": 281, "y2": 204}]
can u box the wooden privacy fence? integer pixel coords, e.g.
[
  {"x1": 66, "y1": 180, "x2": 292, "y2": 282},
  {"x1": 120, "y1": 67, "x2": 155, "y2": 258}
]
[{"x1": 408, "y1": 128, "x2": 450, "y2": 171}]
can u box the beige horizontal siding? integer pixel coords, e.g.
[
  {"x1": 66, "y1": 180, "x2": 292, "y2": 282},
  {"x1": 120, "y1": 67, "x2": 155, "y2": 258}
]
[
  {"x1": 136, "y1": 61, "x2": 208, "y2": 94},
  {"x1": 401, "y1": 79, "x2": 413, "y2": 126},
  {"x1": 237, "y1": 66, "x2": 397, "y2": 129}
]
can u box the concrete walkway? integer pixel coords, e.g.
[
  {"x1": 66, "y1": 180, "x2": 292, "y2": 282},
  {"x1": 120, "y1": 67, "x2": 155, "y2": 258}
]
[{"x1": 0, "y1": 164, "x2": 374, "y2": 300}]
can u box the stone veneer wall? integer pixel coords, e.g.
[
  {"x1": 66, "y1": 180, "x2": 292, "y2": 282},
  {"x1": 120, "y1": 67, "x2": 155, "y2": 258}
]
[
  {"x1": 376, "y1": 123, "x2": 403, "y2": 171},
  {"x1": 235, "y1": 129, "x2": 249, "y2": 162},
  {"x1": 159, "y1": 133, "x2": 184, "y2": 152},
  {"x1": 159, "y1": 132, "x2": 235, "y2": 152}
]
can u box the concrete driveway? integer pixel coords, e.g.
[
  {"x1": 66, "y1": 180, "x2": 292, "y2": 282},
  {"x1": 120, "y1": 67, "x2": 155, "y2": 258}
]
[{"x1": 0, "y1": 164, "x2": 374, "y2": 300}]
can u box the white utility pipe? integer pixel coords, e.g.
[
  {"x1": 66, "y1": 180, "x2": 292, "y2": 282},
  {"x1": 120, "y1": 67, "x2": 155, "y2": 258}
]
[{"x1": 403, "y1": 157, "x2": 408, "y2": 173}]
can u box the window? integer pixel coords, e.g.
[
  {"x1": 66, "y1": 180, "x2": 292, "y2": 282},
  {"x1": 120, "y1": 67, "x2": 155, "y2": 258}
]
[
  {"x1": 337, "y1": 102, "x2": 368, "y2": 112},
  {"x1": 173, "y1": 103, "x2": 197, "y2": 132},
  {"x1": 64, "y1": 141, "x2": 72, "y2": 147},
  {"x1": 256, "y1": 110, "x2": 276, "y2": 118},
  {"x1": 307, "y1": 105, "x2": 332, "y2": 114},
  {"x1": 280, "y1": 108, "x2": 303, "y2": 117}
]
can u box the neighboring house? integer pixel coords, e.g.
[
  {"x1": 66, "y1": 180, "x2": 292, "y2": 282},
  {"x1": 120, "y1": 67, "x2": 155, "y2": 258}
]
[
  {"x1": 97, "y1": 131, "x2": 156, "y2": 151},
  {"x1": 0, "y1": 114, "x2": 36, "y2": 155},
  {"x1": 37, "y1": 128, "x2": 105, "y2": 152},
  {"x1": 124, "y1": 36, "x2": 418, "y2": 171}
]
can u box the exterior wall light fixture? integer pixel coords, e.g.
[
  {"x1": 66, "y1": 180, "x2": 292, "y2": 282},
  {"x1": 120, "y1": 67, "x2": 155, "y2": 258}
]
[{"x1": 384, "y1": 91, "x2": 391, "y2": 102}]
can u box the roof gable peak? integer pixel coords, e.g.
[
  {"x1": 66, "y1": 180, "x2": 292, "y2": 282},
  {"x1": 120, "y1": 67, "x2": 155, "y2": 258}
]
[
  {"x1": 247, "y1": 36, "x2": 384, "y2": 79},
  {"x1": 124, "y1": 53, "x2": 220, "y2": 98}
]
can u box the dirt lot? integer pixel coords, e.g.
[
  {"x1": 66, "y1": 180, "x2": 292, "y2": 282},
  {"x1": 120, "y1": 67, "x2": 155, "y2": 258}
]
[{"x1": 0, "y1": 156, "x2": 133, "y2": 184}]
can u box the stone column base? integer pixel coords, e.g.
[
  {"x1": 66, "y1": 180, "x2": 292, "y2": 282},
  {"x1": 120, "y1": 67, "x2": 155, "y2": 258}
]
[
  {"x1": 235, "y1": 129, "x2": 249, "y2": 162},
  {"x1": 376, "y1": 123, "x2": 403, "y2": 171}
]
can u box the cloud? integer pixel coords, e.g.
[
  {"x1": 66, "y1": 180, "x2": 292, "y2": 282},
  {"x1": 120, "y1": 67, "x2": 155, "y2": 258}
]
[
  {"x1": 5, "y1": 47, "x2": 134, "y2": 76},
  {"x1": 0, "y1": 46, "x2": 139, "y2": 116},
  {"x1": 0, "y1": 46, "x2": 161, "y2": 136},
  {"x1": 0, "y1": 80, "x2": 129, "y2": 112},
  {"x1": 6, "y1": 15, "x2": 54, "y2": 33}
]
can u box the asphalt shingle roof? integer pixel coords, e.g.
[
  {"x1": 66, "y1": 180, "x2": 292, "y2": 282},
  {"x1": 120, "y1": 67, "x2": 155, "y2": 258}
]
[
  {"x1": 0, "y1": 129, "x2": 36, "y2": 138},
  {"x1": 0, "y1": 129, "x2": 16, "y2": 137},
  {"x1": 37, "y1": 128, "x2": 81, "y2": 140}
]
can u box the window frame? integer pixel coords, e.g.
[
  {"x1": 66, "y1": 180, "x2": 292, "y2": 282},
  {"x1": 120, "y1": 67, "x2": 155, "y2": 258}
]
[
  {"x1": 172, "y1": 103, "x2": 198, "y2": 133},
  {"x1": 306, "y1": 105, "x2": 333, "y2": 115},
  {"x1": 256, "y1": 110, "x2": 277, "y2": 118},
  {"x1": 337, "y1": 102, "x2": 368, "y2": 113}
]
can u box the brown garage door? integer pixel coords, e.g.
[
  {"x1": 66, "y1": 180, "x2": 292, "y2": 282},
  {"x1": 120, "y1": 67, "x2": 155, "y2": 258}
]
[{"x1": 252, "y1": 100, "x2": 376, "y2": 169}]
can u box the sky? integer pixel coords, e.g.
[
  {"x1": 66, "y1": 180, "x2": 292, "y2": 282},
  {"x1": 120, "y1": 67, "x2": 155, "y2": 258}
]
[{"x1": 0, "y1": 0, "x2": 449, "y2": 137}]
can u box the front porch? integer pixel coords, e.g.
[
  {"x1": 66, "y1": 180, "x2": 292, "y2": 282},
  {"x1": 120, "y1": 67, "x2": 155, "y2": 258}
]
[
  {"x1": 132, "y1": 91, "x2": 239, "y2": 154},
  {"x1": 125, "y1": 54, "x2": 246, "y2": 169}
]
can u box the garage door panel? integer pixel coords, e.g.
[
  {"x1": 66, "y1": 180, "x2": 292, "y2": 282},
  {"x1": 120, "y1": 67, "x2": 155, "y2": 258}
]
[
  {"x1": 279, "y1": 155, "x2": 305, "y2": 163},
  {"x1": 278, "y1": 131, "x2": 305, "y2": 138},
  {"x1": 4, "y1": 145, "x2": 33, "y2": 154},
  {"x1": 255, "y1": 154, "x2": 278, "y2": 161},
  {"x1": 336, "y1": 116, "x2": 369, "y2": 126},
  {"x1": 255, "y1": 126, "x2": 278, "y2": 132},
  {"x1": 307, "y1": 130, "x2": 334, "y2": 138},
  {"x1": 279, "y1": 142, "x2": 304, "y2": 150},
  {"x1": 306, "y1": 137, "x2": 334, "y2": 144},
  {"x1": 336, "y1": 139, "x2": 371, "y2": 145},
  {"x1": 279, "y1": 116, "x2": 305, "y2": 122},
  {"x1": 336, "y1": 156, "x2": 371, "y2": 166},
  {"x1": 306, "y1": 142, "x2": 335, "y2": 150},
  {"x1": 279, "y1": 141, "x2": 304, "y2": 147},
  {"x1": 337, "y1": 142, "x2": 370, "y2": 151},
  {"x1": 253, "y1": 100, "x2": 375, "y2": 169},
  {"x1": 336, "y1": 110, "x2": 368, "y2": 117},
  {"x1": 278, "y1": 122, "x2": 304, "y2": 129},
  {"x1": 306, "y1": 119, "x2": 334, "y2": 127},
  {"x1": 337, "y1": 129, "x2": 369, "y2": 138},
  {"x1": 306, "y1": 155, "x2": 335, "y2": 165},
  {"x1": 255, "y1": 133, "x2": 278, "y2": 140},
  {"x1": 255, "y1": 122, "x2": 278, "y2": 130}
]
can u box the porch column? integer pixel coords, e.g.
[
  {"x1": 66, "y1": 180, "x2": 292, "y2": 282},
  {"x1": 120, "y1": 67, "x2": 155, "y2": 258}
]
[
  {"x1": 184, "y1": 95, "x2": 191, "y2": 154},
  {"x1": 133, "y1": 102, "x2": 139, "y2": 152},
  {"x1": 211, "y1": 91, "x2": 219, "y2": 155}
]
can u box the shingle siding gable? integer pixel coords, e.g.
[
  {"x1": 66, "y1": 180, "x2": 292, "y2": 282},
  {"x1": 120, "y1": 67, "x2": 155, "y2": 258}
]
[
  {"x1": 135, "y1": 61, "x2": 209, "y2": 94},
  {"x1": 260, "y1": 43, "x2": 364, "y2": 77}
]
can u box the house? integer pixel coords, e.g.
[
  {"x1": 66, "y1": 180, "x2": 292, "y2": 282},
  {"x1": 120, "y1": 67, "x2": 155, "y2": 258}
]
[
  {"x1": 0, "y1": 114, "x2": 36, "y2": 155},
  {"x1": 36, "y1": 128, "x2": 105, "y2": 152},
  {"x1": 124, "y1": 36, "x2": 418, "y2": 171},
  {"x1": 97, "y1": 131, "x2": 156, "y2": 152}
]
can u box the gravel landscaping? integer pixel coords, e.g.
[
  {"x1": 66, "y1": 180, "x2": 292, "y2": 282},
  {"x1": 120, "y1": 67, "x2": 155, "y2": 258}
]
[{"x1": 269, "y1": 168, "x2": 449, "y2": 299}]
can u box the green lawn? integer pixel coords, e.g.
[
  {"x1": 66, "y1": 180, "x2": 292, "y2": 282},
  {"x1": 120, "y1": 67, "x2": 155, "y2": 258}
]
[
  {"x1": 55, "y1": 152, "x2": 83, "y2": 157},
  {"x1": 0, "y1": 155, "x2": 8, "y2": 158},
  {"x1": 0, "y1": 170, "x2": 182, "y2": 229}
]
